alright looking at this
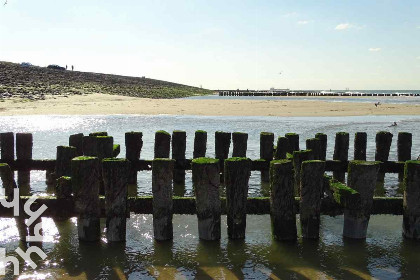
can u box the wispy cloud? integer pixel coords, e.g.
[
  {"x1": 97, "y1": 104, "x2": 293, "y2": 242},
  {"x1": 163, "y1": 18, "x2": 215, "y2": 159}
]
[
  {"x1": 297, "y1": 20, "x2": 309, "y2": 25},
  {"x1": 369, "y1": 48, "x2": 381, "y2": 52},
  {"x1": 335, "y1": 23, "x2": 352, "y2": 30}
]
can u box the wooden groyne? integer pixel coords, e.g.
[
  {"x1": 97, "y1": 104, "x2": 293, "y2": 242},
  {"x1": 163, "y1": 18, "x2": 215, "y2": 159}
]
[
  {"x1": 0, "y1": 130, "x2": 418, "y2": 242},
  {"x1": 217, "y1": 90, "x2": 420, "y2": 97}
]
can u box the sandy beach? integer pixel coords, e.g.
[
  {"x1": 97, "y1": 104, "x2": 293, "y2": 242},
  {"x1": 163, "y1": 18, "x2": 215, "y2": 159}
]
[{"x1": 0, "y1": 93, "x2": 419, "y2": 116}]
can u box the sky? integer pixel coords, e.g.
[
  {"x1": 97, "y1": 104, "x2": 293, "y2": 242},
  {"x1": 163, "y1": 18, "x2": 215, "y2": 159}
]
[{"x1": 0, "y1": 0, "x2": 419, "y2": 90}]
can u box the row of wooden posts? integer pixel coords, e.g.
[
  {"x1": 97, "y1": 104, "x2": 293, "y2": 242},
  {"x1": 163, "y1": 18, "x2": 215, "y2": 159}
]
[{"x1": 0, "y1": 130, "x2": 418, "y2": 244}]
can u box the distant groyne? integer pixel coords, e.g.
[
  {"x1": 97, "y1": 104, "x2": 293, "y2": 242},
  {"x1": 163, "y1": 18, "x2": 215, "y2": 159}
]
[{"x1": 217, "y1": 89, "x2": 420, "y2": 97}]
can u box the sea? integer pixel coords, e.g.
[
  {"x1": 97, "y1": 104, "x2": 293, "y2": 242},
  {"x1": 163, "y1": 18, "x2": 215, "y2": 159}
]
[{"x1": 0, "y1": 113, "x2": 419, "y2": 279}]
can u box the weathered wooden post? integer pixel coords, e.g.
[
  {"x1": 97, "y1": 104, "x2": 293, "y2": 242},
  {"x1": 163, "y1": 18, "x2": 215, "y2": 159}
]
[
  {"x1": 343, "y1": 161, "x2": 380, "y2": 239},
  {"x1": 315, "y1": 133, "x2": 327, "y2": 161},
  {"x1": 96, "y1": 136, "x2": 114, "y2": 159},
  {"x1": 375, "y1": 131, "x2": 393, "y2": 185},
  {"x1": 125, "y1": 131, "x2": 143, "y2": 184},
  {"x1": 193, "y1": 130, "x2": 207, "y2": 158},
  {"x1": 232, "y1": 132, "x2": 248, "y2": 157},
  {"x1": 152, "y1": 158, "x2": 174, "y2": 240},
  {"x1": 72, "y1": 156, "x2": 101, "y2": 242},
  {"x1": 154, "y1": 131, "x2": 171, "y2": 158},
  {"x1": 56, "y1": 176, "x2": 72, "y2": 199},
  {"x1": 69, "y1": 133, "x2": 84, "y2": 156},
  {"x1": 274, "y1": 137, "x2": 289, "y2": 160},
  {"x1": 16, "y1": 133, "x2": 32, "y2": 193},
  {"x1": 260, "y1": 132, "x2": 274, "y2": 183},
  {"x1": 333, "y1": 132, "x2": 349, "y2": 183},
  {"x1": 192, "y1": 158, "x2": 221, "y2": 240},
  {"x1": 172, "y1": 130, "x2": 186, "y2": 185},
  {"x1": 398, "y1": 132, "x2": 412, "y2": 181},
  {"x1": 55, "y1": 146, "x2": 77, "y2": 179},
  {"x1": 0, "y1": 163, "x2": 17, "y2": 200},
  {"x1": 225, "y1": 157, "x2": 251, "y2": 239},
  {"x1": 354, "y1": 132, "x2": 367, "y2": 160},
  {"x1": 402, "y1": 161, "x2": 420, "y2": 239},
  {"x1": 292, "y1": 150, "x2": 313, "y2": 195},
  {"x1": 89, "y1": 132, "x2": 108, "y2": 136},
  {"x1": 82, "y1": 135, "x2": 97, "y2": 156},
  {"x1": 0, "y1": 132, "x2": 14, "y2": 163},
  {"x1": 285, "y1": 133, "x2": 299, "y2": 153},
  {"x1": 306, "y1": 138, "x2": 322, "y2": 160},
  {"x1": 300, "y1": 160, "x2": 325, "y2": 239},
  {"x1": 103, "y1": 158, "x2": 130, "y2": 242},
  {"x1": 270, "y1": 160, "x2": 296, "y2": 241},
  {"x1": 215, "y1": 131, "x2": 231, "y2": 181}
]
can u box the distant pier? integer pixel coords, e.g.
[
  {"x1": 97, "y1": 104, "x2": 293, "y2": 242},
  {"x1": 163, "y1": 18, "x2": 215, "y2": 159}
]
[{"x1": 217, "y1": 89, "x2": 420, "y2": 97}]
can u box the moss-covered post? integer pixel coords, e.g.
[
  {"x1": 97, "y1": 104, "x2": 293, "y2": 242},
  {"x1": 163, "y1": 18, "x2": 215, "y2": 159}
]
[
  {"x1": 82, "y1": 135, "x2": 97, "y2": 156},
  {"x1": 260, "y1": 132, "x2": 274, "y2": 182},
  {"x1": 292, "y1": 150, "x2": 313, "y2": 195},
  {"x1": 193, "y1": 130, "x2": 207, "y2": 158},
  {"x1": 402, "y1": 161, "x2": 420, "y2": 239},
  {"x1": 192, "y1": 158, "x2": 221, "y2": 240},
  {"x1": 343, "y1": 161, "x2": 380, "y2": 239},
  {"x1": 232, "y1": 132, "x2": 248, "y2": 157},
  {"x1": 274, "y1": 137, "x2": 290, "y2": 160},
  {"x1": 172, "y1": 130, "x2": 186, "y2": 185},
  {"x1": 154, "y1": 131, "x2": 171, "y2": 158},
  {"x1": 375, "y1": 131, "x2": 393, "y2": 185},
  {"x1": 152, "y1": 158, "x2": 174, "y2": 240},
  {"x1": 333, "y1": 132, "x2": 349, "y2": 183},
  {"x1": 16, "y1": 133, "x2": 32, "y2": 193},
  {"x1": 315, "y1": 133, "x2": 327, "y2": 161},
  {"x1": 55, "y1": 146, "x2": 77, "y2": 179},
  {"x1": 69, "y1": 133, "x2": 84, "y2": 156},
  {"x1": 125, "y1": 132, "x2": 143, "y2": 184},
  {"x1": 398, "y1": 132, "x2": 412, "y2": 181},
  {"x1": 0, "y1": 132, "x2": 14, "y2": 162},
  {"x1": 300, "y1": 160, "x2": 325, "y2": 239},
  {"x1": 285, "y1": 133, "x2": 299, "y2": 153},
  {"x1": 306, "y1": 138, "x2": 321, "y2": 160},
  {"x1": 270, "y1": 160, "x2": 296, "y2": 241},
  {"x1": 354, "y1": 132, "x2": 367, "y2": 160},
  {"x1": 103, "y1": 158, "x2": 130, "y2": 242},
  {"x1": 96, "y1": 136, "x2": 114, "y2": 159},
  {"x1": 56, "y1": 176, "x2": 72, "y2": 199},
  {"x1": 225, "y1": 157, "x2": 251, "y2": 239},
  {"x1": 89, "y1": 132, "x2": 108, "y2": 136},
  {"x1": 71, "y1": 156, "x2": 101, "y2": 242},
  {"x1": 215, "y1": 131, "x2": 231, "y2": 181}
]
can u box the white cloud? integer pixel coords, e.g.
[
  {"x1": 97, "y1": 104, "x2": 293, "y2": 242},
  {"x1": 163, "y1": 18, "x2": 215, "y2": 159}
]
[
  {"x1": 335, "y1": 23, "x2": 352, "y2": 30},
  {"x1": 369, "y1": 48, "x2": 381, "y2": 52},
  {"x1": 297, "y1": 20, "x2": 309, "y2": 25}
]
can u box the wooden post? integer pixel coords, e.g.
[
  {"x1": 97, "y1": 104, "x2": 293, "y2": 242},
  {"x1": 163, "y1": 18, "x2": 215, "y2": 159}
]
[
  {"x1": 225, "y1": 157, "x2": 251, "y2": 239},
  {"x1": 260, "y1": 132, "x2": 274, "y2": 182},
  {"x1": 0, "y1": 163, "x2": 17, "y2": 200},
  {"x1": 56, "y1": 176, "x2": 72, "y2": 199},
  {"x1": 285, "y1": 133, "x2": 299, "y2": 153},
  {"x1": 232, "y1": 132, "x2": 248, "y2": 157},
  {"x1": 274, "y1": 137, "x2": 289, "y2": 160},
  {"x1": 55, "y1": 146, "x2": 77, "y2": 179},
  {"x1": 96, "y1": 136, "x2": 114, "y2": 159},
  {"x1": 398, "y1": 132, "x2": 412, "y2": 181},
  {"x1": 343, "y1": 160, "x2": 380, "y2": 239},
  {"x1": 69, "y1": 133, "x2": 84, "y2": 156},
  {"x1": 402, "y1": 161, "x2": 420, "y2": 239},
  {"x1": 215, "y1": 131, "x2": 231, "y2": 181},
  {"x1": 193, "y1": 130, "x2": 207, "y2": 158},
  {"x1": 354, "y1": 132, "x2": 367, "y2": 160},
  {"x1": 125, "y1": 132, "x2": 143, "y2": 184},
  {"x1": 375, "y1": 131, "x2": 393, "y2": 185},
  {"x1": 192, "y1": 158, "x2": 221, "y2": 240},
  {"x1": 16, "y1": 133, "x2": 32, "y2": 193},
  {"x1": 270, "y1": 160, "x2": 296, "y2": 241},
  {"x1": 172, "y1": 130, "x2": 186, "y2": 185},
  {"x1": 103, "y1": 158, "x2": 130, "y2": 242},
  {"x1": 333, "y1": 132, "x2": 349, "y2": 183},
  {"x1": 152, "y1": 158, "x2": 174, "y2": 240},
  {"x1": 0, "y1": 132, "x2": 14, "y2": 162},
  {"x1": 306, "y1": 138, "x2": 321, "y2": 160},
  {"x1": 82, "y1": 136, "x2": 97, "y2": 156},
  {"x1": 71, "y1": 156, "x2": 101, "y2": 242},
  {"x1": 300, "y1": 160, "x2": 325, "y2": 239},
  {"x1": 89, "y1": 132, "x2": 108, "y2": 136},
  {"x1": 292, "y1": 150, "x2": 313, "y2": 195},
  {"x1": 315, "y1": 133, "x2": 327, "y2": 161},
  {"x1": 154, "y1": 131, "x2": 171, "y2": 158}
]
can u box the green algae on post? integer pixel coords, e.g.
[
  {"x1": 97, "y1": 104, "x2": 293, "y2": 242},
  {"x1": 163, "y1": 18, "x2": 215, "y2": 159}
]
[
  {"x1": 193, "y1": 130, "x2": 207, "y2": 158},
  {"x1": 154, "y1": 130, "x2": 171, "y2": 158},
  {"x1": 402, "y1": 160, "x2": 420, "y2": 239},
  {"x1": 292, "y1": 150, "x2": 313, "y2": 196}
]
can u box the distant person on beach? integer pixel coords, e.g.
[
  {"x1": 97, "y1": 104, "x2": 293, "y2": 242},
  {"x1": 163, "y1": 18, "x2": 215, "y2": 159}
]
[
  {"x1": 375, "y1": 102, "x2": 381, "y2": 107},
  {"x1": 71, "y1": 65, "x2": 74, "y2": 71},
  {"x1": 66, "y1": 65, "x2": 67, "y2": 70},
  {"x1": 389, "y1": 122, "x2": 397, "y2": 127}
]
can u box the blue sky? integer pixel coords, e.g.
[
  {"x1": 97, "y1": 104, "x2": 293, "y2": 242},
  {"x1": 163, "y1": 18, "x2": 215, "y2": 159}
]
[{"x1": 1, "y1": 0, "x2": 419, "y2": 90}]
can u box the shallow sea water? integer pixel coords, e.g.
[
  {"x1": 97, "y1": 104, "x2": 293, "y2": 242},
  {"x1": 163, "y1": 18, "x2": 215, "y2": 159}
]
[{"x1": 0, "y1": 114, "x2": 419, "y2": 279}]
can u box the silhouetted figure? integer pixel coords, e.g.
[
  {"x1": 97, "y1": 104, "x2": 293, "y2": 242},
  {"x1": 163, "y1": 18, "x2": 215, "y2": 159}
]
[
  {"x1": 71, "y1": 65, "x2": 74, "y2": 71},
  {"x1": 389, "y1": 122, "x2": 397, "y2": 127},
  {"x1": 66, "y1": 65, "x2": 68, "y2": 70},
  {"x1": 374, "y1": 102, "x2": 381, "y2": 107}
]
